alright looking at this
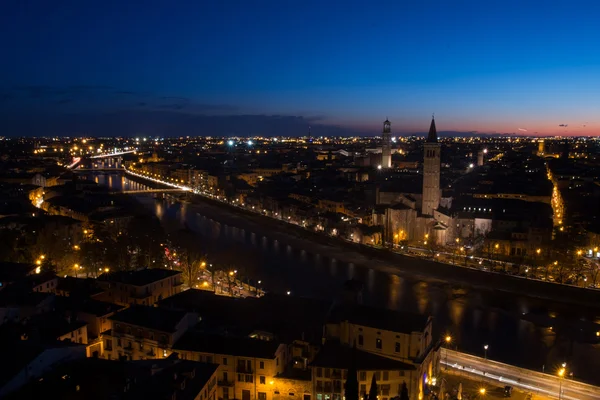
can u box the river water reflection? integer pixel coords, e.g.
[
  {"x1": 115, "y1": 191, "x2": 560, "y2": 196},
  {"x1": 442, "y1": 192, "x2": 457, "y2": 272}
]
[{"x1": 95, "y1": 173, "x2": 600, "y2": 385}]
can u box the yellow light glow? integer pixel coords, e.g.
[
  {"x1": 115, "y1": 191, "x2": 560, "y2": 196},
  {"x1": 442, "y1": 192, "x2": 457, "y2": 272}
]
[
  {"x1": 445, "y1": 335, "x2": 452, "y2": 343},
  {"x1": 35, "y1": 266, "x2": 41, "y2": 274},
  {"x1": 479, "y1": 388, "x2": 486, "y2": 395}
]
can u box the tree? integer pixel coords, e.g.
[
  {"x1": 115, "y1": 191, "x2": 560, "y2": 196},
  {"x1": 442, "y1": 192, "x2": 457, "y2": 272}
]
[
  {"x1": 172, "y1": 225, "x2": 205, "y2": 288},
  {"x1": 399, "y1": 382, "x2": 409, "y2": 400},
  {"x1": 368, "y1": 373, "x2": 378, "y2": 400},
  {"x1": 344, "y1": 345, "x2": 359, "y2": 400}
]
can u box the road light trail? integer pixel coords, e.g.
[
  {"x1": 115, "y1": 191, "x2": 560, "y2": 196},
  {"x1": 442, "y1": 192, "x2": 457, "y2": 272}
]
[{"x1": 441, "y1": 349, "x2": 600, "y2": 400}]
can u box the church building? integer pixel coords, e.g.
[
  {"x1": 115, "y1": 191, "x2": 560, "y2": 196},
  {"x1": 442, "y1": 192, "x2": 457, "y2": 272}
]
[{"x1": 376, "y1": 117, "x2": 452, "y2": 246}]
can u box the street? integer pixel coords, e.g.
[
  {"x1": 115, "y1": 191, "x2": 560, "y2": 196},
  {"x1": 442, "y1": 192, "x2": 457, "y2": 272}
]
[{"x1": 441, "y1": 349, "x2": 600, "y2": 400}]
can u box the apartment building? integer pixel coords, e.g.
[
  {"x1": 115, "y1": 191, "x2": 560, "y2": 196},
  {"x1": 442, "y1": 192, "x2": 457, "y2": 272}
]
[
  {"x1": 324, "y1": 304, "x2": 436, "y2": 400},
  {"x1": 96, "y1": 268, "x2": 183, "y2": 306},
  {"x1": 311, "y1": 343, "x2": 416, "y2": 400},
  {"x1": 103, "y1": 305, "x2": 198, "y2": 361},
  {"x1": 173, "y1": 333, "x2": 287, "y2": 400}
]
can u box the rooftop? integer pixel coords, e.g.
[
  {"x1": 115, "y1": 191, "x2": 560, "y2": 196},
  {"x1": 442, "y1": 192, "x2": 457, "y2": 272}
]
[
  {"x1": 311, "y1": 342, "x2": 415, "y2": 371},
  {"x1": 109, "y1": 305, "x2": 189, "y2": 333},
  {"x1": 174, "y1": 332, "x2": 281, "y2": 359},
  {"x1": 98, "y1": 268, "x2": 181, "y2": 286},
  {"x1": 327, "y1": 303, "x2": 429, "y2": 334}
]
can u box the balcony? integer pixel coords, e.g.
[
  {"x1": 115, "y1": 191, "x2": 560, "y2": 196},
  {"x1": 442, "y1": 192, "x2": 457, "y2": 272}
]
[
  {"x1": 236, "y1": 366, "x2": 253, "y2": 374},
  {"x1": 218, "y1": 380, "x2": 235, "y2": 387}
]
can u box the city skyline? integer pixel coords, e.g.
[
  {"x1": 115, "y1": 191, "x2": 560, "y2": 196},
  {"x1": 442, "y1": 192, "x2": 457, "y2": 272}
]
[{"x1": 2, "y1": 1, "x2": 600, "y2": 137}]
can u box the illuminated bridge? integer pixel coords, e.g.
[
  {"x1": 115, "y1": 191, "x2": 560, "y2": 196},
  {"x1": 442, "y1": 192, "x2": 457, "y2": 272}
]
[
  {"x1": 120, "y1": 189, "x2": 187, "y2": 194},
  {"x1": 90, "y1": 150, "x2": 136, "y2": 159}
]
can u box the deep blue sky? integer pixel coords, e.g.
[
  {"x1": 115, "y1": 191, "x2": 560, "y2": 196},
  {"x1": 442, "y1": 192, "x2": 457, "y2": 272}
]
[{"x1": 1, "y1": 0, "x2": 600, "y2": 136}]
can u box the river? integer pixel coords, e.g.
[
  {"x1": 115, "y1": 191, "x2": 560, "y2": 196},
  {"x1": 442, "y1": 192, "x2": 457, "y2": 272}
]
[{"x1": 93, "y1": 173, "x2": 600, "y2": 385}]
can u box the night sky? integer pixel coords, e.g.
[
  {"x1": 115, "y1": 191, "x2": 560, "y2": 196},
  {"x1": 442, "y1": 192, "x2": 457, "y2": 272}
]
[{"x1": 1, "y1": 0, "x2": 600, "y2": 137}]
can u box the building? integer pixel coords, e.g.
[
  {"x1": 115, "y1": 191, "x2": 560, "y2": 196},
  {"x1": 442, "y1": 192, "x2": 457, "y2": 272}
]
[
  {"x1": 422, "y1": 118, "x2": 441, "y2": 217},
  {"x1": 173, "y1": 333, "x2": 287, "y2": 400},
  {"x1": 103, "y1": 305, "x2": 198, "y2": 361},
  {"x1": 311, "y1": 343, "x2": 416, "y2": 400},
  {"x1": 7, "y1": 357, "x2": 219, "y2": 400},
  {"x1": 381, "y1": 119, "x2": 392, "y2": 169},
  {"x1": 0, "y1": 341, "x2": 86, "y2": 397},
  {"x1": 374, "y1": 118, "x2": 450, "y2": 246},
  {"x1": 324, "y1": 303, "x2": 436, "y2": 400},
  {"x1": 96, "y1": 268, "x2": 183, "y2": 306}
]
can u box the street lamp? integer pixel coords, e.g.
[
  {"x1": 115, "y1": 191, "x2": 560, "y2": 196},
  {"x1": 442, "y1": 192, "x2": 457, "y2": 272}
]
[
  {"x1": 444, "y1": 335, "x2": 452, "y2": 370},
  {"x1": 479, "y1": 387, "x2": 486, "y2": 397},
  {"x1": 558, "y1": 363, "x2": 566, "y2": 400},
  {"x1": 483, "y1": 344, "x2": 489, "y2": 360}
]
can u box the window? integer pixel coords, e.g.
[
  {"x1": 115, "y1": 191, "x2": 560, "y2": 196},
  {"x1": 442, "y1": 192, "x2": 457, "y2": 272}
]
[
  {"x1": 149, "y1": 332, "x2": 154, "y2": 340},
  {"x1": 245, "y1": 375, "x2": 253, "y2": 383},
  {"x1": 394, "y1": 342, "x2": 400, "y2": 353},
  {"x1": 117, "y1": 338, "x2": 121, "y2": 347},
  {"x1": 383, "y1": 371, "x2": 388, "y2": 381},
  {"x1": 260, "y1": 376, "x2": 266, "y2": 385},
  {"x1": 358, "y1": 335, "x2": 363, "y2": 346},
  {"x1": 376, "y1": 338, "x2": 382, "y2": 349},
  {"x1": 207, "y1": 356, "x2": 213, "y2": 364},
  {"x1": 258, "y1": 393, "x2": 267, "y2": 400},
  {"x1": 375, "y1": 372, "x2": 381, "y2": 381},
  {"x1": 259, "y1": 361, "x2": 265, "y2": 369},
  {"x1": 316, "y1": 368, "x2": 323, "y2": 378},
  {"x1": 381, "y1": 384, "x2": 390, "y2": 396},
  {"x1": 223, "y1": 357, "x2": 228, "y2": 366},
  {"x1": 317, "y1": 395, "x2": 323, "y2": 400},
  {"x1": 360, "y1": 384, "x2": 366, "y2": 394},
  {"x1": 399, "y1": 371, "x2": 405, "y2": 377},
  {"x1": 238, "y1": 374, "x2": 244, "y2": 382},
  {"x1": 304, "y1": 395, "x2": 311, "y2": 400},
  {"x1": 289, "y1": 393, "x2": 295, "y2": 396},
  {"x1": 223, "y1": 388, "x2": 230, "y2": 400},
  {"x1": 324, "y1": 369, "x2": 331, "y2": 378},
  {"x1": 359, "y1": 371, "x2": 366, "y2": 381},
  {"x1": 223, "y1": 372, "x2": 228, "y2": 382}
]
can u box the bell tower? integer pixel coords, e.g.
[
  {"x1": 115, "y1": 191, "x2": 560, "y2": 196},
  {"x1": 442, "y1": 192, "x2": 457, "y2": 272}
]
[
  {"x1": 381, "y1": 118, "x2": 392, "y2": 168},
  {"x1": 422, "y1": 116, "x2": 441, "y2": 216}
]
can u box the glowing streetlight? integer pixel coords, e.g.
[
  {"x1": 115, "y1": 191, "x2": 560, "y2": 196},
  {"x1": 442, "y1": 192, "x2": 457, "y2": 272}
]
[
  {"x1": 377, "y1": 165, "x2": 382, "y2": 170},
  {"x1": 286, "y1": 291, "x2": 291, "y2": 295},
  {"x1": 479, "y1": 387, "x2": 486, "y2": 396},
  {"x1": 558, "y1": 363, "x2": 566, "y2": 400},
  {"x1": 483, "y1": 344, "x2": 489, "y2": 359},
  {"x1": 227, "y1": 140, "x2": 234, "y2": 146}
]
